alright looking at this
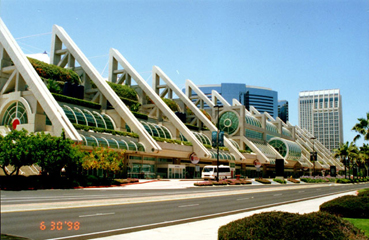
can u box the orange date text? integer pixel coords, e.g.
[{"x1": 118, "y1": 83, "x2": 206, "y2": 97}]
[{"x1": 40, "y1": 221, "x2": 80, "y2": 231}]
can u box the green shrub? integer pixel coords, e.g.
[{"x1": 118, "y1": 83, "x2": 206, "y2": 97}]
[
  {"x1": 358, "y1": 189, "x2": 369, "y2": 197},
  {"x1": 255, "y1": 178, "x2": 271, "y2": 184},
  {"x1": 120, "y1": 97, "x2": 141, "y2": 112},
  {"x1": 45, "y1": 79, "x2": 62, "y2": 94},
  {"x1": 28, "y1": 57, "x2": 80, "y2": 84},
  {"x1": 106, "y1": 81, "x2": 138, "y2": 101},
  {"x1": 162, "y1": 98, "x2": 179, "y2": 112},
  {"x1": 132, "y1": 111, "x2": 148, "y2": 120},
  {"x1": 218, "y1": 211, "x2": 367, "y2": 240},
  {"x1": 336, "y1": 178, "x2": 354, "y2": 184},
  {"x1": 273, "y1": 178, "x2": 286, "y2": 184},
  {"x1": 320, "y1": 195, "x2": 369, "y2": 218}
]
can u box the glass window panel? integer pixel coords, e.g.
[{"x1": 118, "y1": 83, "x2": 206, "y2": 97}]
[
  {"x1": 128, "y1": 141, "x2": 138, "y2": 151},
  {"x1": 161, "y1": 126, "x2": 172, "y2": 139},
  {"x1": 97, "y1": 138, "x2": 109, "y2": 147},
  {"x1": 83, "y1": 110, "x2": 97, "y2": 127},
  {"x1": 73, "y1": 108, "x2": 87, "y2": 125},
  {"x1": 137, "y1": 143, "x2": 145, "y2": 152},
  {"x1": 93, "y1": 112, "x2": 106, "y2": 129}
]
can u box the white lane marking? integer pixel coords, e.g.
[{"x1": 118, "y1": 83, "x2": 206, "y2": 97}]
[
  {"x1": 178, "y1": 204, "x2": 199, "y2": 208},
  {"x1": 273, "y1": 194, "x2": 282, "y2": 196},
  {"x1": 237, "y1": 197, "x2": 254, "y2": 201},
  {"x1": 79, "y1": 212, "x2": 115, "y2": 218}
]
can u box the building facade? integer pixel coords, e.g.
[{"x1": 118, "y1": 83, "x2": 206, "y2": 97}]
[
  {"x1": 0, "y1": 20, "x2": 343, "y2": 179},
  {"x1": 298, "y1": 89, "x2": 343, "y2": 152},
  {"x1": 278, "y1": 100, "x2": 289, "y2": 123},
  {"x1": 195, "y1": 83, "x2": 278, "y2": 118}
]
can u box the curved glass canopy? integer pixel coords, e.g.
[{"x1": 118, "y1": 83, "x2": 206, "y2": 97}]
[
  {"x1": 229, "y1": 139, "x2": 240, "y2": 150},
  {"x1": 1, "y1": 101, "x2": 28, "y2": 128},
  {"x1": 61, "y1": 105, "x2": 115, "y2": 130},
  {"x1": 193, "y1": 132, "x2": 211, "y2": 145},
  {"x1": 282, "y1": 127, "x2": 292, "y2": 137},
  {"x1": 245, "y1": 129, "x2": 263, "y2": 140},
  {"x1": 140, "y1": 121, "x2": 172, "y2": 139},
  {"x1": 245, "y1": 115, "x2": 262, "y2": 128},
  {"x1": 209, "y1": 150, "x2": 236, "y2": 161},
  {"x1": 219, "y1": 111, "x2": 239, "y2": 135},
  {"x1": 252, "y1": 142, "x2": 277, "y2": 156},
  {"x1": 266, "y1": 122, "x2": 278, "y2": 135},
  {"x1": 80, "y1": 133, "x2": 145, "y2": 152},
  {"x1": 268, "y1": 137, "x2": 301, "y2": 161}
]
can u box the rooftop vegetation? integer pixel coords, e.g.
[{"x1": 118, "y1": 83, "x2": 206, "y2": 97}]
[{"x1": 28, "y1": 57, "x2": 80, "y2": 84}]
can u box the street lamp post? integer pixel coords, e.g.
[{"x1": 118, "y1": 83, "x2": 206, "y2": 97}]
[{"x1": 215, "y1": 105, "x2": 222, "y2": 182}]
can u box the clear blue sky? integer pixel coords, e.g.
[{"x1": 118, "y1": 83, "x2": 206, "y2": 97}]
[{"x1": 1, "y1": 0, "x2": 368, "y2": 146}]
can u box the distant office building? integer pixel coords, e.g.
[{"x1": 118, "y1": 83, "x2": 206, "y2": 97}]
[
  {"x1": 278, "y1": 100, "x2": 289, "y2": 123},
  {"x1": 196, "y1": 83, "x2": 278, "y2": 118},
  {"x1": 298, "y1": 89, "x2": 343, "y2": 152}
]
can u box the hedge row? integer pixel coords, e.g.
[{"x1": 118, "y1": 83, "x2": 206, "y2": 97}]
[
  {"x1": 52, "y1": 93, "x2": 102, "y2": 109},
  {"x1": 218, "y1": 211, "x2": 367, "y2": 240},
  {"x1": 273, "y1": 178, "x2": 286, "y2": 184},
  {"x1": 152, "y1": 136, "x2": 192, "y2": 146},
  {"x1": 336, "y1": 178, "x2": 369, "y2": 184},
  {"x1": 73, "y1": 123, "x2": 139, "y2": 138},
  {"x1": 320, "y1": 192, "x2": 369, "y2": 218}
]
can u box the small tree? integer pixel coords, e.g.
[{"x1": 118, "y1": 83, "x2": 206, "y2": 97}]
[
  {"x1": 0, "y1": 129, "x2": 33, "y2": 175},
  {"x1": 32, "y1": 131, "x2": 80, "y2": 176},
  {"x1": 82, "y1": 147, "x2": 125, "y2": 177}
]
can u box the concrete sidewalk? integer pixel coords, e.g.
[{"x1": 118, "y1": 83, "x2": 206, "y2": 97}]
[{"x1": 89, "y1": 180, "x2": 356, "y2": 240}]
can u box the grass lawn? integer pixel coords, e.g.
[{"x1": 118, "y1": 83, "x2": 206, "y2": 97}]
[{"x1": 344, "y1": 218, "x2": 369, "y2": 237}]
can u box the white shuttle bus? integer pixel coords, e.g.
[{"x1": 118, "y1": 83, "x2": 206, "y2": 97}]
[{"x1": 201, "y1": 165, "x2": 231, "y2": 180}]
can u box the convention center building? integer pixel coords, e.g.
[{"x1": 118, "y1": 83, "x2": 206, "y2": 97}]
[{"x1": 0, "y1": 20, "x2": 343, "y2": 179}]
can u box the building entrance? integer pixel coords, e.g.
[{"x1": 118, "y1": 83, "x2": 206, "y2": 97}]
[{"x1": 168, "y1": 164, "x2": 185, "y2": 179}]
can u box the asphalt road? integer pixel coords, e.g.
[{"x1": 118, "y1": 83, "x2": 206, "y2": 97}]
[
  {"x1": 1, "y1": 184, "x2": 294, "y2": 205},
  {"x1": 1, "y1": 183, "x2": 368, "y2": 240}
]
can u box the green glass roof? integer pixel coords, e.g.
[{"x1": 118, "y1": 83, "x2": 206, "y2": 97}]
[
  {"x1": 61, "y1": 105, "x2": 115, "y2": 130},
  {"x1": 266, "y1": 122, "x2": 278, "y2": 135},
  {"x1": 245, "y1": 115, "x2": 261, "y2": 128},
  {"x1": 268, "y1": 137, "x2": 301, "y2": 161},
  {"x1": 219, "y1": 111, "x2": 239, "y2": 135},
  {"x1": 80, "y1": 133, "x2": 145, "y2": 152},
  {"x1": 1, "y1": 101, "x2": 28, "y2": 127}
]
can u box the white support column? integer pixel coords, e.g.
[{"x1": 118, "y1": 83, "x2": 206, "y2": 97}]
[
  {"x1": 109, "y1": 50, "x2": 210, "y2": 159},
  {"x1": 0, "y1": 19, "x2": 81, "y2": 141},
  {"x1": 154, "y1": 67, "x2": 245, "y2": 161},
  {"x1": 50, "y1": 25, "x2": 161, "y2": 153}
]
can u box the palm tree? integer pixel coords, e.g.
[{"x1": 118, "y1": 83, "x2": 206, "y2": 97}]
[
  {"x1": 347, "y1": 142, "x2": 359, "y2": 179},
  {"x1": 333, "y1": 141, "x2": 349, "y2": 178},
  {"x1": 352, "y1": 112, "x2": 369, "y2": 142},
  {"x1": 359, "y1": 143, "x2": 369, "y2": 177}
]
